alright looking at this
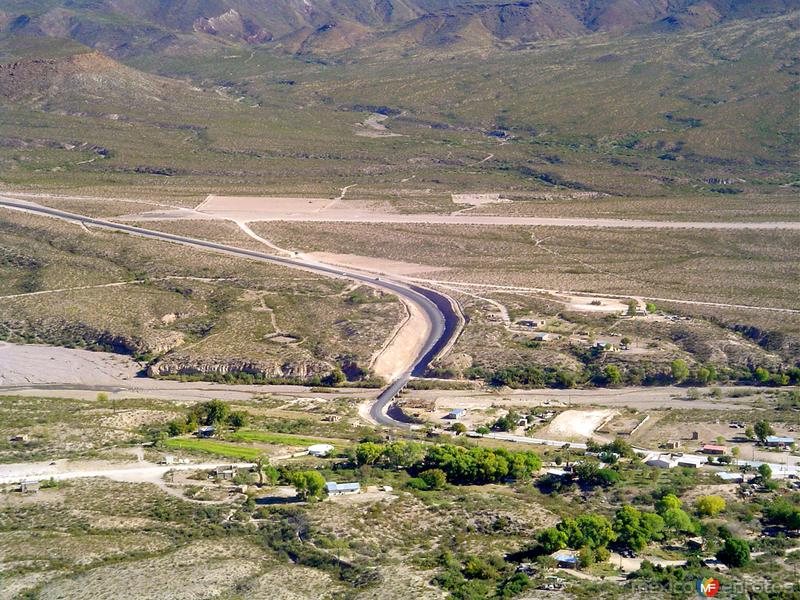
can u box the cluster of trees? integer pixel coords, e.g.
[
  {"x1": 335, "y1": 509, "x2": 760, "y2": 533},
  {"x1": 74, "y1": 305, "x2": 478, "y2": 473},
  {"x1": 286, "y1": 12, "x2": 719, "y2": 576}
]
[
  {"x1": 464, "y1": 365, "x2": 582, "y2": 389},
  {"x1": 166, "y1": 400, "x2": 248, "y2": 436},
  {"x1": 422, "y1": 445, "x2": 542, "y2": 485},
  {"x1": 465, "y1": 359, "x2": 799, "y2": 390},
  {"x1": 763, "y1": 496, "x2": 800, "y2": 530},
  {"x1": 352, "y1": 440, "x2": 425, "y2": 469},
  {"x1": 535, "y1": 494, "x2": 704, "y2": 562},
  {"x1": 350, "y1": 442, "x2": 542, "y2": 487}
]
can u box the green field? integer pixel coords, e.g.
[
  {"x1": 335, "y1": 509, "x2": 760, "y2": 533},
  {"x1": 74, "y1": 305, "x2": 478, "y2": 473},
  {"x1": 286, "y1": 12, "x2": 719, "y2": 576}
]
[
  {"x1": 163, "y1": 438, "x2": 263, "y2": 460},
  {"x1": 230, "y1": 430, "x2": 340, "y2": 447}
]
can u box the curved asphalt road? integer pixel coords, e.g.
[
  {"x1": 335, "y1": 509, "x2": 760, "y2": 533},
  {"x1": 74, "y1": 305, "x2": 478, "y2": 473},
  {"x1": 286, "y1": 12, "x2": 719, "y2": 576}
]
[{"x1": 0, "y1": 197, "x2": 459, "y2": 427}]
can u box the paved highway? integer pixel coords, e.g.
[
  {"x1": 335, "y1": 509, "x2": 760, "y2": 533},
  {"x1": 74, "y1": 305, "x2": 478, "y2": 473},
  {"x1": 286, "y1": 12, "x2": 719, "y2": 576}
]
[{"x1": 0, "y1": 197, "x2": 460, "y2": 426}]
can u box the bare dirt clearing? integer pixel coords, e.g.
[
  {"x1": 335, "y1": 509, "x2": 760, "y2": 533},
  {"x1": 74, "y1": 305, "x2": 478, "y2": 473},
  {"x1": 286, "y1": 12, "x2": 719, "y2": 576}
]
[
  {"x1": 539, "y1": 408, "x2": 617, "y2": 440},
  {"x1": 0, "y1": 342, "x2": 142, "y2": 386},
  {"x1": 308, "y1": 252, "x2": 449, "y2": 277}
]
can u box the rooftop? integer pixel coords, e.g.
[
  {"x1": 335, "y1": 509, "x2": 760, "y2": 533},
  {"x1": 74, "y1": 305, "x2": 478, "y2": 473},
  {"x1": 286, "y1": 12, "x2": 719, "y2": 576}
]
[{"x1": 325, "y1": 481, "x2": 360, "y2": 493}]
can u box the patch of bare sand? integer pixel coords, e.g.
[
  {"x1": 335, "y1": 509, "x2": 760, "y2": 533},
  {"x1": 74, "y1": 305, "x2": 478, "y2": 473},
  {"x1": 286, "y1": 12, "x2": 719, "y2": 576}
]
[
  {"x1": 540, "y1": 409, "x2": 618, "y2": 440},
  {"x1": 308, "y1": 252, "x2": 449, "y2": 277},
  {"x1": 199, "y1": 195, "x2": 335, "y2": 215},
  {"x1": 371, "y1": 296, "x2": 431, "y2": 382},
  {"x1": 0, "y1": 342, "x2": 142, "y2": 386}
]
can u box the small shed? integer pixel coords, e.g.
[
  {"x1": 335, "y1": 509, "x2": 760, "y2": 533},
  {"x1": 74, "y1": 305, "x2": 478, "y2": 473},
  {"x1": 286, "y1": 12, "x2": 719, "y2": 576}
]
[
  {"x1": 716, "y1": 472, "x2": 743, "y2": 483},
  {"x1": 214, "y1": 465, "x2": 238, "y2": 480},
  {"x1": 446, "y1": 408, "x2": 466, "y2": 420},
  {"x1": 10, "y1": 434, "x2": 30, "y2": 443},
  {"x1": 326, "y1": 481, "x2": 361, "y2": 496},
  {"x1": 20, "y1": 480, "x2": 40, "y2": 494},
  {"x1": 551, "y1": 551, "x2": 578, "y2": 569},
  {"x1": 197, "y1": 425, "x2": 216, "y2": 438},
  {"x1": 702, "y1": 444, "x2": 727, "y2": 455},
  {"x1": 518, "y1": 319, "x2": 546, "y2": 329}
]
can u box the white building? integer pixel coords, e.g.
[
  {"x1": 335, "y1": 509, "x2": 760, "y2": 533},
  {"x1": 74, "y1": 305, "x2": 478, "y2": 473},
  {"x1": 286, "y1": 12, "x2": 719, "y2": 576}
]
[
  {"x1": 326, "y1": 481, "x2": 360, "y2": 496},
  {"x1": 308, "y1": 443, "x2": 335, "y2": 457}
]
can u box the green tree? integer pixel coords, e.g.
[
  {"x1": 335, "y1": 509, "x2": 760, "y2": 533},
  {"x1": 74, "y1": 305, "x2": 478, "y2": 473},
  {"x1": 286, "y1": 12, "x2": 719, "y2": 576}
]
[
  {"x1": 604, "y1": 365, "x2": 622, "y2": 386},
  {"x1": 645, "y1": 302, "x2": 657, "y2": 313},
  {"x1": 662, "y1": 507, "x2": 695, "y2": 536},
  {"x1": 758, "y1": 463, "x2": 772, "y2": 481},
  {"x1": 227, "y1": 411, "x2": 248, "y2": 430},
  {"x1": 627, "y1": 299, "x2": 638, "y2": 316},
  {"x1": 354, "y1": 442, "x2": 385, "y2": 466},
  {"x1": 557, "y1": 514, "x2": 616, "y2": 550},
  {"x1": 671, "y1": 359, "x2": 689, "y2": 383},
  {"x1": 695, "y1": 495, "x2": 726, "y2": 517},
  {"x1": 451, "y1": 423, "x2": 467, "y2": 435},
  {"x1": 716, "y1": 538, "x2": 750, "y2": 568},
  {"x1": 754, "y1": 420, "x2": 775, "y2": 443},
  {"x1": 641, "y1": 512, "x2": 666, "y2": 542},
  {"x1": 419, "y1": 468, "x2": 447, "y2": 490},
  {"x1": 382, "y1": 441, "x2": 424, "y2": 469},
  {"x1": 655, "y1": 494, "x2": 682, "y2": 514},
  {"x1": 322, "y1": 368, "x2": 346, "y2": 387},
  {"x1": 537, "y1": 527, "x2": 567, "y2": 554},
  {"x1": 254, "y1": 455, "x2": 278, "y2": 486},
  {"x1": 613, "y1": 505, "x2": 648, "y2": 551},
  {"x1": 764, "y1": 498, "x2": 800, "y2": 529},
  {"x1": 289, "y1": 470, "x2": 326, "y2": 500},
  {"x1": 578, "y1": 545, "x2": 595, "y2": 569}
]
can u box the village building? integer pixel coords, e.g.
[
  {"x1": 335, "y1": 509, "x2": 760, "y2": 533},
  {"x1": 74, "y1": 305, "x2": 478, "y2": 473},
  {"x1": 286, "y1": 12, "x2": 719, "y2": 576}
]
[
  {"x1": 676, "y1": 455, "x2": 706, "y2": 468},
  {"x1": 308, "y1": 443, "x2": 335, "y2": 457},
  {"x1": 645, "y1": 453, "x2": 677, "y2": 469},
  {"x1": 325, "y1": 481, "x2": 360, "y2": 496},
  {"x1": 765, "y1": 435, "x2": 795, "y2": 448},
  {"x1": 446, "y1": 408, "x2": 466, "y2": 420}
]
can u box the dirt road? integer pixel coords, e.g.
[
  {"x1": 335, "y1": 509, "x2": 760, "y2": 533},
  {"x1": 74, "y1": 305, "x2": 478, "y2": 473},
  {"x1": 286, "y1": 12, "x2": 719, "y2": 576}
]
[{"x1": 0, "y1": 458, "x2": 253, "y2": 485}]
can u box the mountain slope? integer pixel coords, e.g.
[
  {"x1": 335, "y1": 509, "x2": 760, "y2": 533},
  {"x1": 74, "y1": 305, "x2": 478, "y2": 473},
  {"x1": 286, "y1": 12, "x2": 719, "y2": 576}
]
[{"x1": 1, "y1": 0, "x2": 797, "y2": 55}]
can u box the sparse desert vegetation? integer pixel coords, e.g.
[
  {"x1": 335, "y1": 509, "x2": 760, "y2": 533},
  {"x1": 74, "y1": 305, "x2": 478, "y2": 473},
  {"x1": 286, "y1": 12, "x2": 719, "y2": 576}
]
[{"x1": 0, "y1": 1, "x2": 799, "y2": 597}]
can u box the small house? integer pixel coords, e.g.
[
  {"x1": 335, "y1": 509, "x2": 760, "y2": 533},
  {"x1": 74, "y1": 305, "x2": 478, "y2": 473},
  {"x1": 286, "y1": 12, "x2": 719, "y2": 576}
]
[
  {"x1": 197, "y1": 425, "x2": 216, "y2": 438},
  {"x1": 518, "y1": 319, "x2": 546, "y2": 329},
  {"x1": 716, "y1": 472, "x2": 743, "y2": 483},
  {"x1": 531, "y1": 332, "x2": 557, "y2": 342},
  {"x1": 665, "y1": 440, "x2": 681, "y2": 450},
  {"x1": 446, "y1": 408, "x2": 466, "y2": 420},
  {"x1": 308, "y1": 443, "x2": 335, "y2": 457},
  {"x1": 326, "y1": 481, "x2": 360, "y2": 496},
  {"x1": 214, "y1": 466, "x2": 238, "y2": 480},
  {"x1": 20, "y1": 480, "x2": 39, "y2": 494},
  {"x1": 702, "y1": 444, "x2": 727, "y2": 455},
  {"x1": 593, "y1": 341, "x2": 618, "y2": 352},
  {"x1": 765, "y1": 435, "x2": 795, "y2": 448}
]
